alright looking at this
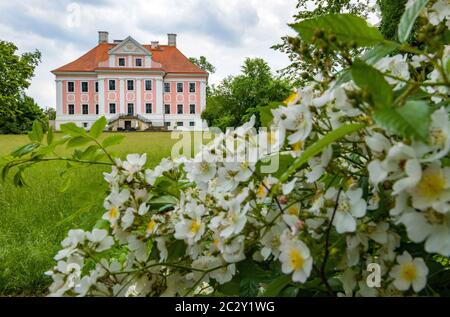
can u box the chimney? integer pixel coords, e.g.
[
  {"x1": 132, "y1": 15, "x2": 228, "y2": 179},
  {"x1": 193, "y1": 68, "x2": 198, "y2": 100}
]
[
  {"x1": 98, "y1": 31, "x2": 109, "y2": 44},
  {"x1": 167, "y1": 33, "x2": 177, "y2": 47},
  {"x1": 151, "y1": 41, "x2": 159, "y2": 49}
]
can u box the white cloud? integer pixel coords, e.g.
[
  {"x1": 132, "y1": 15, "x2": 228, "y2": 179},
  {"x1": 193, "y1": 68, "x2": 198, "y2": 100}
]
[{"x1": 0, "y1": 0, "x2": 297, "y2": 108}]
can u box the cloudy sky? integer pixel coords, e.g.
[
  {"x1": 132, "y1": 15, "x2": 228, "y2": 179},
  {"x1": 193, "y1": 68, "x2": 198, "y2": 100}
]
[{"x1": 0, "y1": 0, "x2": 299, "y2": 109}]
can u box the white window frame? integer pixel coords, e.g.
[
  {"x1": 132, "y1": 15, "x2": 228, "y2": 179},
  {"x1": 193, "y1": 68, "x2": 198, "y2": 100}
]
[
  {"x1": 82, "y1": 104, "x2": 89, "y2": 115},
  {"x1": 164, "y1": 82, "x2": 171, "y2": 93},
  {"x1": 118, "y1": 57, "x2": 126, "y2": 67},
  {"x1": 135, "y1": 58, "x2": 143, "y2": 67},
  {"x1": 145, "y1": 80, "x2": 152, "y2": 91},
  {"x1": 109, "y1": 103, "x2": 116, "y2": 114},
  {"x1": 176, "y1": 82, "x2": 184, "y2": 93},
  {"x1": 145, "y1": 103, "x2": 152, "y2": 114},
  {"x1": 127, "y1": 80, "x2": 134, "y2": 91},
  {"x1": 68, "y1": 104, "x2": 75, "y2": 115}
]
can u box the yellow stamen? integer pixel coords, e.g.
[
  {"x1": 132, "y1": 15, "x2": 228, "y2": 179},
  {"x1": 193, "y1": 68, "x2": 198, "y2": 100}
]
[
  {"x1": 109, "y1": 207, "x2": 118, "y2": 219},
  {"x1": 284, "y1": 92, "x2": 298, "y2": 105},
  {"x1": 292, "y1": 141, "x2": 303, "y2": 152},
  {"x1": 189, "y1": 220, "x2": 201, "y2": 234},
  {"x1": 289, "y1": 249, "x2": 305, "y2": 270},
  {"x1": 400, "y1": 263, "x2": 417, "y2": 282},
  {"x1": 146, "y1": 220, "x2": 156, "y2": 234},
  {"x1": 417, "y1": 169, "x2": 445, "y2": 198}
]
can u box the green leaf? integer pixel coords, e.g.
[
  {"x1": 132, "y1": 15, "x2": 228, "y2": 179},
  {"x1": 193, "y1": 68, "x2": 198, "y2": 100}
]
[
  {"x1": 279, "y1": 123, "x2": 365, "y2": 183},
  {"x1": 398, "y1": 0, "x2": 429, "y2": 43},
  {"x1": 67, "y1": 136, "x2": 91, "y2": 148},
  {"x1": 59, "y1": 176, "x2": 72, "y2": 193},
  {"x1": 259, "y1": 102, "x2": 283, "y2": 127},
  {"x1": 89, "y1": 116, "x2": 107, "y2": 139},
  {"x1": 11, "y1": 143, "x2": 40, "y2": 158},
  {"x1": 149, "y1": 195, "x2": 178, "y2": 205},
  {"x1": 333, "y1": 42, "x2": 398, "y2": 88},
  {"x1": 351, "y1": 60, "x2": 393, "y2": 108},
  {"x1": 102, "y1": 135, "x2": 125, "y2": 148},
  {"x1": 80, "y1": 145, "x2": 99, "y2": 160},
  {"x1": 60, "y1": 123, "x2": 86, "y2": 137},
  {"x1": 374, "y1": 100, "x2": 431, "y2": 142},
  {"x1": 166, "y1": 240, "x2": 187, "y2": 262},
  {"x1": 263, "y1": 275, "x2": 292, "y2": 297},
  {"x1": 291, "y1": 14, "x2": 384, "y2": 47},
  {"x1": 94, "y1": 219, "x2": 111, "y2": 231},
  {"x1": 28, "y1": 120, "x2": 44, "y2": 143},
  {"x1": 47, "y1": 127, "x2": 54, "y2": 145}
]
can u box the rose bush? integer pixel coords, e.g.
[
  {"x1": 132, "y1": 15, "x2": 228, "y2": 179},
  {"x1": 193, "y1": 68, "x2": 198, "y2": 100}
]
[{"x1": 2, "y1": 0, "x2": 449, "y2": 296}]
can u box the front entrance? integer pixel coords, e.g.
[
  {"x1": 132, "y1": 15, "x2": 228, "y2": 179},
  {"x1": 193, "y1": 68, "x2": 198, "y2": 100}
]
[{"x1": 124, "y1": 121, "x2": 132, "y2": 130}]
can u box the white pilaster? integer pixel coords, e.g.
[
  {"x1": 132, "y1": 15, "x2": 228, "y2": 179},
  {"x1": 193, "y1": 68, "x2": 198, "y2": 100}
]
[
  {"x1": 56, "y1": 80, "x2": 63, "y2": 116},
  {"x1": 98, "y1": 79, "x2": 105, "y2": 115},
  {"x1": 128, "y1": 56, "x2": 133, "y2": 67},
  {"x1": 200, "y1": 81, "x2": 206, "y2": 112},
  {"x1": 120, "y1": 79, "x2": 125, "y2": 114},
  {"x1": 136, "y1": 79, "x2": 142, "y2": 114},
  {"x1": 155, "y1": 78, "x2": 163, "y2": 114},
  {"x1": 145, "y1": 56, "x2": 151, "y2": 67},
  {"x1": 109, "y1": 56, "x2": 115, "y2": 67}
]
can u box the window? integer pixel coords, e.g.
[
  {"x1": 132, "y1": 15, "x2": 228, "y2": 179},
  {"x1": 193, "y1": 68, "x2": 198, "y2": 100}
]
[
  {"x1": 135, "y1": 58, "x2": 142, "y2": 67},
  {"x1": 82, "y1": 104, "x2": 89, "y2": 114},
  {"x1": 127, "y1": 80, "x2": 134, "y2": 91},
  {"x1": 177, "y1": 104, "x2": 183, "y2": 114},
  {"x1": 67, "y1": 82, "x2": 74, "y2": 92},
  {"x1": 68, "y1": 104, "x2": 75, "y2": 115},
  {"x1": 145, "y1": 80, "x2": 152, "y2": 91},
  {"x1": 164, "y1": 104, "x2": 171, "y2": 114},
  {"x1": 83, "y1": 123, "x2": 88, "y2": 128},
  {"x1": 145, "y1": 103, "x2": 152, "y2": 114},
  {"x1": 177, "y1": 122, "x2": 184, "y2": 127},
  {"x1": 190, "y1": 104, "x2": 195, "y2": 114},
  {"x1": 118, "y1": 58, "x2": 125, "y2": 67},
  {"x1": 109, "y1": 80, "x2": 116, "y2": 91},
  {"x1": 190, "y1": 122, "x2": 195, "y2": 127},
  {"x1": 109, "y1": 103, "x2": 116, "y2": 114},
  {"x1": 189, "y1": 83, "x2": 196, "y2": 93},
  {"x1": 164, "y1": 83, "x2": 171, "y2": 93},
  {"x1": 177, "y1": 83, "x2": 183, "y2": 93},
  {"x1": 95, "y1": 82, "x2": 99, "y2": 93},
  {"x1": 81, "y1": 82, "x2": 88, "y2": 93},
  {"x1": 165, "y1": 122, "x2": 170, "y2": 127},
  {"x1": 127, "y1": 103, "x2": 134, "y2": 115},
  {"x1": 95, "y1": 104, "x2": 99, "y2": 115}
]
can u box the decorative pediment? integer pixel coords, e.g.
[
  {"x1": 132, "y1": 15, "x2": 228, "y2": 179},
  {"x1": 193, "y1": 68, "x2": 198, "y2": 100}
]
[{"x1": 109, "y1": 36, "x2": 151, "y2": 56}]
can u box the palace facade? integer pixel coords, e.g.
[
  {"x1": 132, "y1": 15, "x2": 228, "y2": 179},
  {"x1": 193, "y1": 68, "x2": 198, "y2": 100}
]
[{"x1": 52, "y1": 32, "x2": 208, "y2": 131}]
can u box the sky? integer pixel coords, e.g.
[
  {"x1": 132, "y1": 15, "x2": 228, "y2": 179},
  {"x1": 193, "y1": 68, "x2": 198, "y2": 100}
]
[{"x1": 0, "y1": 0, "x2": 300, "y2": 109}]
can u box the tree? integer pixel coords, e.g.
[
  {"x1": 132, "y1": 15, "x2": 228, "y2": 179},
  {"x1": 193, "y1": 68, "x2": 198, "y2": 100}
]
[
  {"x1": 0, "y1": 40, "x2": 43, "y2": 134},
  {"x1": 44, "y1": 107, "x2": 56, "y2": 120},
  {"x1": 272, "y1": 0, "x2": 376, "y2": 83},
  {"x1": 189, "y1": 56, "x2": 216, "y2": 96},
  {"x1": 202, "y1": 58, "x2": 292, "y2": 130},
  {"x1": 189, "y1": 56, "x2": 216, "y2": 74}
]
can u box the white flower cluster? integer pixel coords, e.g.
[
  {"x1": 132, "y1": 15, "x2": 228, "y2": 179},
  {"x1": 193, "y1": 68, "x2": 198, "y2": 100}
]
[{"x1": 47, "y1": 5, "x2": 449, "y2": 297}]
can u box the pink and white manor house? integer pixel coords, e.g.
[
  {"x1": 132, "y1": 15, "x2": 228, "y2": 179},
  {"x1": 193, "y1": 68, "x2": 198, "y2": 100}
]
[{"x1": 52, "y1": 32, "x2": 208, "y2": 131}]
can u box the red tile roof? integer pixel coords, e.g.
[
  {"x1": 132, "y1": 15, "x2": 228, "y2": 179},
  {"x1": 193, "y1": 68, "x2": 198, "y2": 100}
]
[{"x1": 52, "y1": 43, "x2": 208, "y2": 75}]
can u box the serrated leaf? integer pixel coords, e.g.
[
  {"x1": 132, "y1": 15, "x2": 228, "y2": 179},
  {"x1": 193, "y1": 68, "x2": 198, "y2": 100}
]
[
  {"x1": 166, "y1": 240, "x2": 187, "y2": 262},
  {"x1": 374, "y1": 100, "x2": 431, "y2": 141},
  {"x1": 398, "y1": 0, "x2": 429, "y2": 43},
  {"x1": 333, "y1": 42, "x2": 398, "y2": 88},
  {"x1": 102, "y1": 135, "x2": 125, "y2": 148},
  {"x1": 149, "y1": 195, "x2": 178, "y2": 205},
  {"x1": 67, "y1": 136, "x2": 91, "y2": 148},
  {"x1": 60, "y1": 122, "x2": 86, "y2": 137},
  {"x1": 11, "y1": 143, "x2": 40, "y2": 158},
  {"x1": 351, "y1": 60, "x2": 393, "y2": 108},
  {"x1": 28, "y1": 121, "x2": 44, "y2": 143},
  {"x1": 263, "y1": 275, "x2": 292, "y2": 297},
  {"x1": 89, "y1": 116, "x2": 107, "y2": 139},
  {"x1": 291, "y1": 14, "x2": 384, "y2": 47}
]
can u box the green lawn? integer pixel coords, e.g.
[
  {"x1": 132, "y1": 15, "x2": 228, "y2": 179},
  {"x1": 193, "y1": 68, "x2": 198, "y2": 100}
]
[{"x1": 0, "y1": 132, "x2": 178, "y2": 296}]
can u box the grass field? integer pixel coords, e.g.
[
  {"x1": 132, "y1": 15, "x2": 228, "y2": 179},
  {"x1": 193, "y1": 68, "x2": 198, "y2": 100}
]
[{"x1": 0, "y1": 132, "x2": 178, "y2": 296}]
